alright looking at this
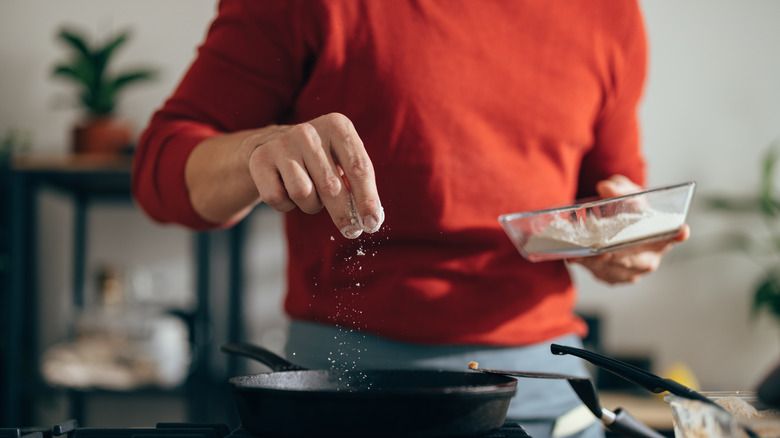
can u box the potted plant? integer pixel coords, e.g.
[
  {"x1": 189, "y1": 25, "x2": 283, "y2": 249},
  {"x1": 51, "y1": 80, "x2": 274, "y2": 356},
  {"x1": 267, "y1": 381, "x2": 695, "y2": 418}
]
[
  {"x1": 53, "y1": 26, "x2": 156, "y2": 155},
  {"x1": 703, "y1": 138, "x2": 780, "y2": 325}
]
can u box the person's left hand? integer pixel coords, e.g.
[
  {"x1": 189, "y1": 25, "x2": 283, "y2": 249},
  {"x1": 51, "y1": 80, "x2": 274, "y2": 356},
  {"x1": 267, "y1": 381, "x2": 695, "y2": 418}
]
[{"x1": 568, "y1": 175, "x2": 690, "y2": 284}]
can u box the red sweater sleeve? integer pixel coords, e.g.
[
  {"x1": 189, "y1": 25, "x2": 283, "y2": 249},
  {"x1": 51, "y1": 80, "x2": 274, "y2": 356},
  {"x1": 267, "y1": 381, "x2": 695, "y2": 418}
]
[
  {"x1": 577, "y1": 2, "x2": 648, "y2": 198},
  {"x1": 132, "y1": 0, "x2": 313, "y2": 229},
  {"x1": 132, "y1": 119, "x2": 219, "y2": 229}
]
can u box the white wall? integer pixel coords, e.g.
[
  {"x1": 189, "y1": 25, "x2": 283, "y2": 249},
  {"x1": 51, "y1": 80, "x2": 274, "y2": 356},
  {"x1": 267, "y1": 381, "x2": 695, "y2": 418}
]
[{"x1": 3, "y1": 0, "x2": 780, "y2": 398}]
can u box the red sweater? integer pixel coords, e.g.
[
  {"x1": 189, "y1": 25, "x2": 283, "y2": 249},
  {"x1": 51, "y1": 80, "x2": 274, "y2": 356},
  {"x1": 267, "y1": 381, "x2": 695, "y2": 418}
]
[{"x1": 133, "y1": 0, "x2": 647, "y2": 346}]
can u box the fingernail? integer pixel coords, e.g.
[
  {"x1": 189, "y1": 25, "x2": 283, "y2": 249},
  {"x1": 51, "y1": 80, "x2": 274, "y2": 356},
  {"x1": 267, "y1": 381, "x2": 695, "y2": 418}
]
[
  {"x1": 341, "y1": 224, "x2": 363, "y2": 239},
  {"x1": 361, "y1": 207, "x2": 385, "y2": 233}
]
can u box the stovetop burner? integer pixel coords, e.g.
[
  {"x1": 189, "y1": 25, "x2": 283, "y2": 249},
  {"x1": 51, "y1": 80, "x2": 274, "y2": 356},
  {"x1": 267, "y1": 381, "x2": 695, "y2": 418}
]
[{"x1": 0, "y1": 421, "x2": 531, "y2": 438}]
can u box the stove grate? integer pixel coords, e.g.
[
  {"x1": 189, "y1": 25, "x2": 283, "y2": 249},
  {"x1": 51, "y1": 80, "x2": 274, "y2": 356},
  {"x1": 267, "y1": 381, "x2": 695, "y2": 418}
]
[
  {"x1": 226, "y1": 423, "x2": 531, "y2": 438},
  {"x1": 1, "y1": 422, "x2": 531, "y2": 438}
]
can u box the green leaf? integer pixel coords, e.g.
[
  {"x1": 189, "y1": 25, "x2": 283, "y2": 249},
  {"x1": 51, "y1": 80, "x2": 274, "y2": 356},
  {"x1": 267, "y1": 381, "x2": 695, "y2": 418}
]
[
  {"x1": 91, "y1": 32, "x2": 130, "y2": 86},
  {"x1": 53, "y1": 29, "x2": 100, "y2": 107},
  {"x1": 760, "y1": 146, "x2": 780, "y2": 217},
  {"x1": 56, "y1": 28, "x2": 92, "y2": 60},
  {"x1": 52, "y1": 64, "x2": 90, "y2": 86},
  {"x1": 110, "y1": 69, "x2": 156, "y2": 91},
  {"x1": 752, "y1": 274, "x2": 780, "y2": 319},
  {"x1": 100, "y1": 31, "x2": 130, "y2": 61},
  {"x1": 92, "y1": 69, "x2": 156, "y2": 116},
  {"x1": 93, "y1": 80, "x2": 116, "y2": 115}
]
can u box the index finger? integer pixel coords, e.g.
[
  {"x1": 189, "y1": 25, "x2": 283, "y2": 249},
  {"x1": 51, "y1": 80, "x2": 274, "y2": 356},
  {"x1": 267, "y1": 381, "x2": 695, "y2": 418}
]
[{"x1": 311, "y1": 113, "x2": 384, "y2": 237}]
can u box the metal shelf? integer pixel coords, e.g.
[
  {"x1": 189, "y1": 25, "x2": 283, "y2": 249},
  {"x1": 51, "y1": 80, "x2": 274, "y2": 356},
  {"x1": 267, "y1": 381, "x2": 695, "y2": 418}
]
[{"x1": 1, "y1": 154, "x2": 247, "y2": 426}]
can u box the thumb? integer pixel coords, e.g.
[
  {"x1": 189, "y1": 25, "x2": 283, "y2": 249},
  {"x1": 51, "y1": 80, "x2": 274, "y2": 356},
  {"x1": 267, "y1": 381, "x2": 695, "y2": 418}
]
[{"x1": 596, "y1": 175, "x2": 641, "y2": 199}]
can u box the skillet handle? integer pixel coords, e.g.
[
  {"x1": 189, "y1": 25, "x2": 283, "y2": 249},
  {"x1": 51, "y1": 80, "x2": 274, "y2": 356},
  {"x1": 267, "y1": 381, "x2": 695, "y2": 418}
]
[{"x1": 221, "y1": 342, "x2": 307, "y2": 372}]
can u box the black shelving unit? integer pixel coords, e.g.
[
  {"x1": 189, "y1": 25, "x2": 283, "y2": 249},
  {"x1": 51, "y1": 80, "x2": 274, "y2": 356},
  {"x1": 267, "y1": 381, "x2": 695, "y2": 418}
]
[{"x1": 1, "y1": 154, "x2": 247, "y2": 426}]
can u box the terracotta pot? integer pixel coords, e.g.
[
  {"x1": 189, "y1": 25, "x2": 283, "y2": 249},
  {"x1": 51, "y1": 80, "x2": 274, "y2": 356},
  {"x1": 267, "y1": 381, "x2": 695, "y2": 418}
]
[{"x1": 72, "y1": 116, "x2": 134, "y2": 155}]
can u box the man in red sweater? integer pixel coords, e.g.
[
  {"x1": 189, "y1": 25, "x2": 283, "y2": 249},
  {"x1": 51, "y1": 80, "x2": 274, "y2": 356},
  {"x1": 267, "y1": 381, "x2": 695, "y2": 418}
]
[{"x1": 133, "y1": 1, "x2": 687, "y2": 436}]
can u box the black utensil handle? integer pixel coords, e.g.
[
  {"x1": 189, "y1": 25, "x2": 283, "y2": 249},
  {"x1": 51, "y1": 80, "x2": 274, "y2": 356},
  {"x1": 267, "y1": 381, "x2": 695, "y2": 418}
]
[
  {"x1": 551, "y1": 344, "x2": 668, "y2": 393},
  {"x1": 221, "y1": 342, "x2": 307, "y2": 371},
  {"x1": 551, "y1": 344, "x2": 717, "y2": 405},
  {"x1": 607, "y1": 408, "x2": 665, "y2": 438}
]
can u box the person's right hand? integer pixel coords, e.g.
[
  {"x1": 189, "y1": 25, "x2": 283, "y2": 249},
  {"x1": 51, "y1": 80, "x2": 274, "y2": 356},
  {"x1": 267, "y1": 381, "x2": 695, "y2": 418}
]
[
  {"x1": 247, "y1": 112, "x2": 384, "y2": 239},
  {"x1": 567, "y1": 175, "x2": 689, "y2": 284}
]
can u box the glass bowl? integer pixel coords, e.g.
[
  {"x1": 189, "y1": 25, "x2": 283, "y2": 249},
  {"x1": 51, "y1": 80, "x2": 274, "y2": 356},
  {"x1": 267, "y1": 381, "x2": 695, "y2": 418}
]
[
  {"x1": 665, "y1": 391, "x2": 780, "y2": 438},
  {"x1": 498, "y1": 181, "x2": 696, "y2": 262}
]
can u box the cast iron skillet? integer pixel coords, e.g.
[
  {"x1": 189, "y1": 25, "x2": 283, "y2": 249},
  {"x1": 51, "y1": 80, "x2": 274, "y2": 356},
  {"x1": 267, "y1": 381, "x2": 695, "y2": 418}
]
[{"x1": 221, "y1": 342, "x2": 518, "y2": 438}]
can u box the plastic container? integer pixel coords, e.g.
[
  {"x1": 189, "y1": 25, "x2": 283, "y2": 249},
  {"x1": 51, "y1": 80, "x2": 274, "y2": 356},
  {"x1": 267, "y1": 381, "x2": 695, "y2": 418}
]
[
  {"x1": 666, "y1": 391, "x2": 780, "y2": 438},
  {"x1": 498, "y1": 181, "x2": 696, "y2": 262}
]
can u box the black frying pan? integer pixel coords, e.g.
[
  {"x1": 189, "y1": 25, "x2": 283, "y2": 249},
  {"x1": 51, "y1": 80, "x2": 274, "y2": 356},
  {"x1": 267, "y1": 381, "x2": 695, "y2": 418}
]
[{"x1": 221, "y1": 342, "x2": 517, "y2": 438}]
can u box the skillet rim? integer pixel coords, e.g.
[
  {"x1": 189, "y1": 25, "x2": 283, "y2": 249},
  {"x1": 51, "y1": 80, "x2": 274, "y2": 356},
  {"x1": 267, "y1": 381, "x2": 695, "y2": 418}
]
[{"x1": 228, "y1": 369, "x2": 518, "y2": 396}]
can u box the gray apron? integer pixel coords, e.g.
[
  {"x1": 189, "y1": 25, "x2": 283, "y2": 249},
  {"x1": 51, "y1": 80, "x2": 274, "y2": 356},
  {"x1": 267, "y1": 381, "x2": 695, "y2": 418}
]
[{"x1": 285, "y1": 320, "x2": 603, "y2": 438}]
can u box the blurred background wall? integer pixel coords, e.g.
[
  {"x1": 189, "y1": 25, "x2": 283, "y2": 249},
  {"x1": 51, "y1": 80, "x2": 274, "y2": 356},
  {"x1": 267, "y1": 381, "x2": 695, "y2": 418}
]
[{"x1": 2, "y1": 0, "x2": 780, "y2": 425}]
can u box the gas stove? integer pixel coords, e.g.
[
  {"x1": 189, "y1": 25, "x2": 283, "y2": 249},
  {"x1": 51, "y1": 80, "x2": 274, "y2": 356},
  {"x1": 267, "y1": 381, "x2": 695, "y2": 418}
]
[{"x1": 0, "y1": 420, "x2": 532, "y2": 438}]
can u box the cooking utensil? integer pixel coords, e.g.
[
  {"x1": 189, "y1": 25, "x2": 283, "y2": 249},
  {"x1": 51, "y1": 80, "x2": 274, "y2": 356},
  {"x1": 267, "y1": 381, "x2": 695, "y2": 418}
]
[
  {"x1": 220, "y1": 342, "x2": 517, "y2": 438},
  {"x1": 551, "y1": 344, "x2": 761, "y2": 438},
  {"x1": 757, "y1": 359, "x2": 780, "y2": 408},
  {"x1": 471, "y1": 366, "x2": 664, "y2": 438}
]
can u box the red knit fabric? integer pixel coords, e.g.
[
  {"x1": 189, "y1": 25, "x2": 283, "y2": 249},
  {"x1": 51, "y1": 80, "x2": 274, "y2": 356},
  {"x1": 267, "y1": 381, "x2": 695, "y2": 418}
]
[{"x1": 133, "y1": 0, "x2": 647, "y2": 346}]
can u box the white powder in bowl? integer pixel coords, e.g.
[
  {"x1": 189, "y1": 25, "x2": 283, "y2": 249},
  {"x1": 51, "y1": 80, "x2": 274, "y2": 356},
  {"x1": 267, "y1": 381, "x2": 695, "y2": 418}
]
[{"x1": 523, "y1": 209, "x2": 685, "y2": 255}]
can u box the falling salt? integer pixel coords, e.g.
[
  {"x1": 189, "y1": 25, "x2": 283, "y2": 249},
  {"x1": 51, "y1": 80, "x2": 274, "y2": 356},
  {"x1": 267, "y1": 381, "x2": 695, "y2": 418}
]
[{"x1": 325, "y1": 213, "x2": 387, "y2": 382}]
